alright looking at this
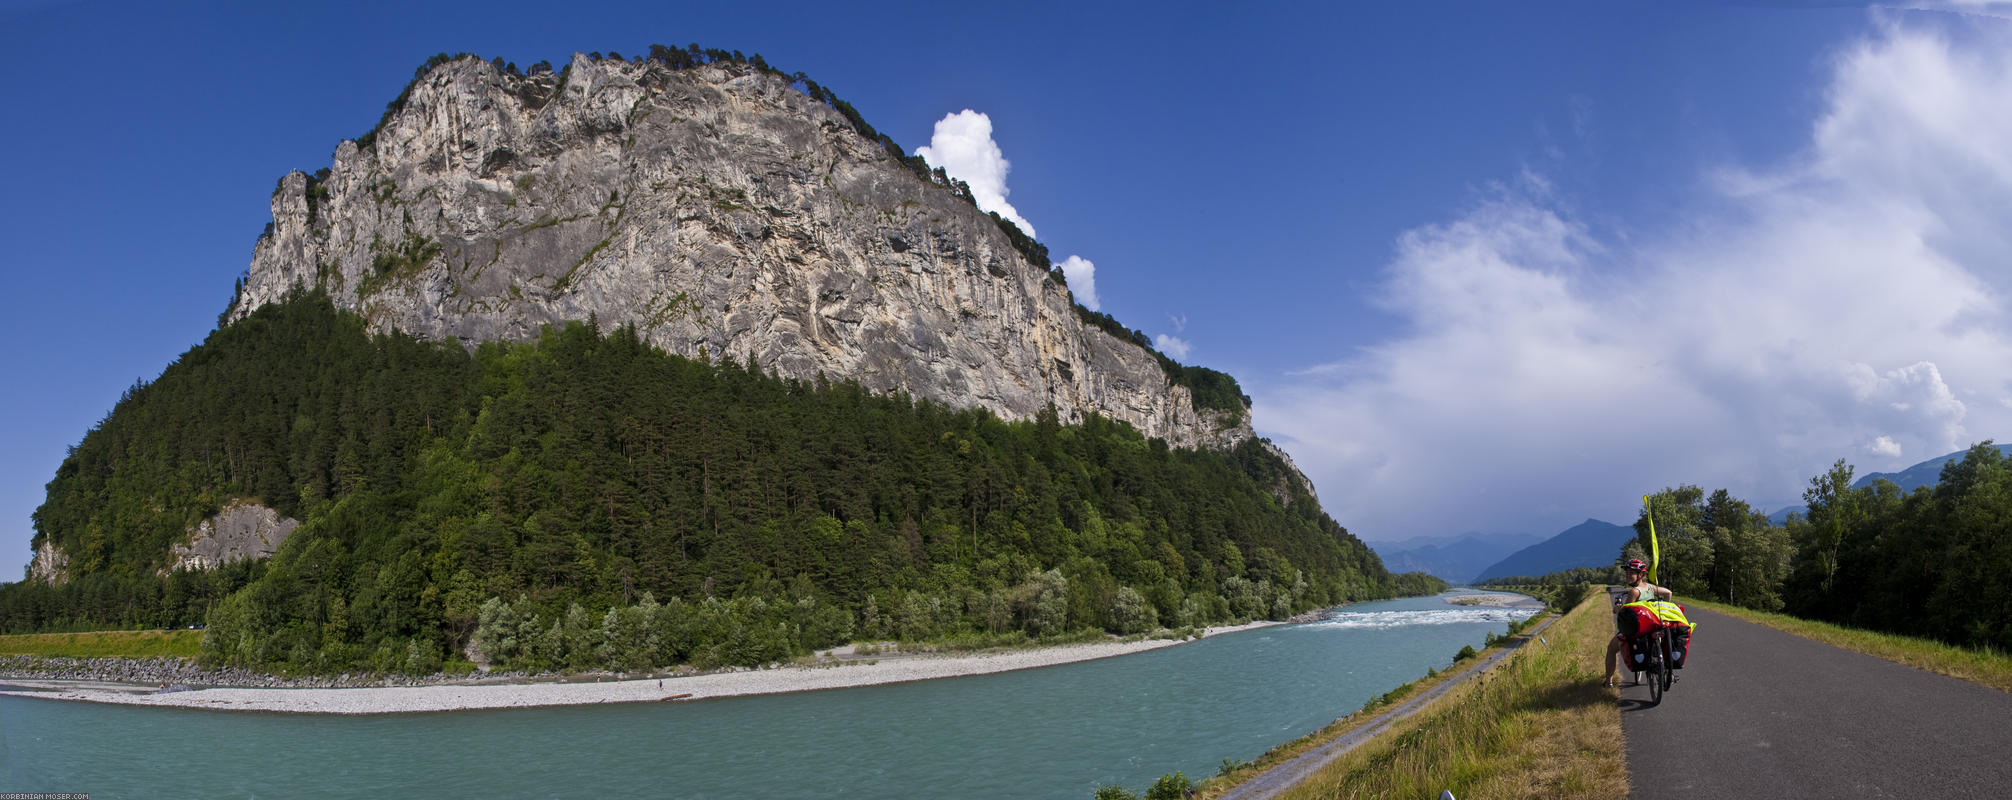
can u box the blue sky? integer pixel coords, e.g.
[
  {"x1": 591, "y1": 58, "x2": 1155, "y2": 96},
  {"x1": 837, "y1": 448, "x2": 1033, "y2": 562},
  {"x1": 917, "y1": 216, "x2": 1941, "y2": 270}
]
[{"x1": 6, "y1": 1, "x2": 2012, "y2": 576}]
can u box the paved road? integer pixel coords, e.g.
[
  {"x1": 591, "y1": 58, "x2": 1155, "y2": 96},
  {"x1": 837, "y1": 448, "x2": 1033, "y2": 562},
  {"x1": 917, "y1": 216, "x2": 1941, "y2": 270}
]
[{"x1": 1621, "y1": 606, "x2": 2012, "y2": 798}]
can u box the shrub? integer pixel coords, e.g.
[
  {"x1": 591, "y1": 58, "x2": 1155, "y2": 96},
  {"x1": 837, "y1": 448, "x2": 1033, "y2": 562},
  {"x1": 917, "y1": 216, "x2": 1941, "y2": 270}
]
[{"x1": 1145, "y1": 772, "x2": 1193, "y2": 800}]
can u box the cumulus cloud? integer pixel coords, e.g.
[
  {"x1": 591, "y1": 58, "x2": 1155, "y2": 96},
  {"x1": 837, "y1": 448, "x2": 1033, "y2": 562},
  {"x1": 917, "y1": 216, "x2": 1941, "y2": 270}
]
[
  {"x1": 1058, "y1": 255, "x2": 1100, "y2": 310},
  {"x1": 1156, "y1": 315, "x2": 1191, "y2": 360},
  {"x1": 1258, "y1": 21, "x2": 2012, "y2": 541},
  {"x1": 919, "y1": 113, "x2": 1132, "y2": 335},
  {"x1": 916, "y1": 110, "x2": 1037, "y2": 238}
]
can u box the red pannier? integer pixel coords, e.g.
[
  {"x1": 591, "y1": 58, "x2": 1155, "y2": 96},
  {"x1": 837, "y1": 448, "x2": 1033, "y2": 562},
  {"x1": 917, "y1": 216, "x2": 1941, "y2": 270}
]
[
  {"x1": 1617, "y1": 602, "x2": 1695, "y2": 670},
  {"x1": 1617, "y1": 604, "x2": 1664, "y2": 636}
]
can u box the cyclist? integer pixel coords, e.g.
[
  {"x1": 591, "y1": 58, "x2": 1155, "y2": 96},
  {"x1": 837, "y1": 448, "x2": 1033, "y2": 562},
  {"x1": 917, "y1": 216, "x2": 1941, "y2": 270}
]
[{"x1": 1604, "y1": 558, "x2": 1672, "y2": 687}]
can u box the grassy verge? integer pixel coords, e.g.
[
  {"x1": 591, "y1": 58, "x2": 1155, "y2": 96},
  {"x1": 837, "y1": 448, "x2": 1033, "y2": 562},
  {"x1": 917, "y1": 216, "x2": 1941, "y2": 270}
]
[
  {"x1": 1205, "y1": 594, "x2": 1624, "y2": 800},
  {"x1": 0, "y1": 629, "x2": 203, "y2": 659},
  {"x1": 1686, "y1": 599, "x2": 2012, "y2": 693}
]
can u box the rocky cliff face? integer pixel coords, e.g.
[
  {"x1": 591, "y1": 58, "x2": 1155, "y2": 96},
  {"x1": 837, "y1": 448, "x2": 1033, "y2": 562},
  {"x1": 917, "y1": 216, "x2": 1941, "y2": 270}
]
[
  {"x1": 27, "y1": 539, "x2": 68, "y2": 584},
  {"x1": 166, "y1": 502, "x2": 301, "y2": 573},
  {"x1": 232, "y1": 54, "x2": 1249, "y2": 450}
]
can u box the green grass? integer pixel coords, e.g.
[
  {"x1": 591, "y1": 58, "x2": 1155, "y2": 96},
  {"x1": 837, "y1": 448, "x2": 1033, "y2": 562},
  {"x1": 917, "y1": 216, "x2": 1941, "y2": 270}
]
[
  {"x1": 1687, "y1": 598, "x2": 2012, "y2": 693},
  {"x1": 1268, "y1": 594, "x2": 1627, "y2": 800},
  {"x1": 1185, "y1": 596, "x2": 1624, "y2": 800},
  {"x1": 0, "y1": 629, "x2": 203, "y2": 659}
]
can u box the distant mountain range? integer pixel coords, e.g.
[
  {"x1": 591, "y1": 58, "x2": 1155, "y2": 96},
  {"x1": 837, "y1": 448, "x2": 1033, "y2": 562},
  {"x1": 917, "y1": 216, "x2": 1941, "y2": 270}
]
[
  {"x1": 1367, "y1": 532, "x2": 1542, "y2": 585},
  {"x1": 1369, "y1": 517, "x2": 1638, "y2": 585},
  {"x1": 1382, "y1": 442, "x2": 2012, "y2": 585},
  {"x1": 1765, "y1": 443, "x2": 2012, "y2": 524},
  {"x1": 1470, "y1": 519, "x2": 1636, "y2": 582}
]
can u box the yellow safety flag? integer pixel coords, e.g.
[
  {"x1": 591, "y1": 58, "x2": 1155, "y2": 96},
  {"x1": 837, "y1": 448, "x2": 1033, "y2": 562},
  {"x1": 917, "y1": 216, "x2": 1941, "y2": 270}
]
[{"x1": 1642, "y1": 495, "x2": 1661, "y2": 584}]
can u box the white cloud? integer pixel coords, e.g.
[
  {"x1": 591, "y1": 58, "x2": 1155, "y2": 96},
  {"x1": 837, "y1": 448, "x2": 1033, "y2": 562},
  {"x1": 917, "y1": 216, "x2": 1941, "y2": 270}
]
[
  {"x1": 1156, "y1": 334, "x2": 1192, "y2": 360},
  {"x1": 916, "y1": 110, "x2": 1037, "y2": 238},
  {"x1": 1880, "y1": 1, "x2": 2012, "y2": 20},
  {"x1": 917, "y1": 113, "x2": 1128, "y2": 330},
  {"x1": 1257, "y1": 21, "x2": 2012, "y2": 542},
  {"x1": 1058, "y1": 255, "x2": 1100, "y2": 310}
]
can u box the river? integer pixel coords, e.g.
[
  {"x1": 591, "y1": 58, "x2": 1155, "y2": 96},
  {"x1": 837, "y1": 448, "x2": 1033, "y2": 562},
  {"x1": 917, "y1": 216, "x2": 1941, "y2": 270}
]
[{"x1": 0, "y1": 591, "x2": 1536, "y2": 798}]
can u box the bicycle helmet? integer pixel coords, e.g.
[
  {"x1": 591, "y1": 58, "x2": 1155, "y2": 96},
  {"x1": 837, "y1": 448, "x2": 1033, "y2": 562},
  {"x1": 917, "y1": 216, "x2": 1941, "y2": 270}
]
[{"x1": 1623, "y1": 558, "x2": 1648, "y2": 573}]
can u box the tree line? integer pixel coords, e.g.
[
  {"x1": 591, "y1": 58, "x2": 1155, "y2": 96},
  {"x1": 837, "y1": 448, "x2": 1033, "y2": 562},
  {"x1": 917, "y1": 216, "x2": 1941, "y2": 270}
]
[
  {"x1": 1498, "y1": 443, "x2": 2012, "y2": 653},
  {"x1": 3, "y1": 294, "x2": 1431, "y2": 674}
]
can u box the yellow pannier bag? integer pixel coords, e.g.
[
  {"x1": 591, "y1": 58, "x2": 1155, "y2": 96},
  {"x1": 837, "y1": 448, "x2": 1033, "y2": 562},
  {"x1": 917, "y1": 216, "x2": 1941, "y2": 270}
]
[{"x1": 1622, "y1": 600, "x2": 1693, "y2": 630}]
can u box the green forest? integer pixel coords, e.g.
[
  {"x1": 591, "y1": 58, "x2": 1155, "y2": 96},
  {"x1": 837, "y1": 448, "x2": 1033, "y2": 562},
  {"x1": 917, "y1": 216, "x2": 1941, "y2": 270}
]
[
  {"x1": 0, "y1": 294, "x2": 1433, "y2": 674},
  {"x1": 1502, "y1": 446, "x2": 2012, "y2": 654}
]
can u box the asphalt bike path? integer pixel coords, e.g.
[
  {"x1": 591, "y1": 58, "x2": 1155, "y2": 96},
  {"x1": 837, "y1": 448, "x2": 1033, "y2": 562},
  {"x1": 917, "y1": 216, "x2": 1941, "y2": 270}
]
[{"x1": 1620, "y1": 606, "x2": 2012, "y2": 798}]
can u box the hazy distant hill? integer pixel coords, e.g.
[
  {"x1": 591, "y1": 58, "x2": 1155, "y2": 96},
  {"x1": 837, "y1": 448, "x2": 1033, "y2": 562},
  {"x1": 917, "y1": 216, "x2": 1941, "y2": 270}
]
[
  {"x1": 1471, "y1": 519, "x2": 1635, "y2": 582},
  {"x1": 1765, "y1": 442, "x2": 2012, "y2": 524},
  {"x1": 1368, "y1": 532, "x2": 1543, "y2": 585}
]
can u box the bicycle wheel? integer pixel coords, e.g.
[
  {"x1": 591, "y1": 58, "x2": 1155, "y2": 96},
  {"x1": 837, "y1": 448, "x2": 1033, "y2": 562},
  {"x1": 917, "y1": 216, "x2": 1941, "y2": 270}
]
[
  {"x1": 1659, "y1": 632, "x2": 1676, "y2": 694},
  {"x1": 1646, "y1": 632, "x2": 1664, "y2": 704}
]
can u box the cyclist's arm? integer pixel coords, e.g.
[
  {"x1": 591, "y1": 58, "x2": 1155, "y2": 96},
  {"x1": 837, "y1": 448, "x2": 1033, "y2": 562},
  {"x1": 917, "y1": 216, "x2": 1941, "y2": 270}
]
[{"x1": 1652, "y1": 585, "x2": 1672, "y2": 601}]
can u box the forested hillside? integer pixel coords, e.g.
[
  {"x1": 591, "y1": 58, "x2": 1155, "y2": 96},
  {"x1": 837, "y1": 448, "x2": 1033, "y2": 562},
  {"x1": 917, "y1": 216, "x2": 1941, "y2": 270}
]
[{"x1": 2, "y1": 295, "x2": 1403, "y2": 673}]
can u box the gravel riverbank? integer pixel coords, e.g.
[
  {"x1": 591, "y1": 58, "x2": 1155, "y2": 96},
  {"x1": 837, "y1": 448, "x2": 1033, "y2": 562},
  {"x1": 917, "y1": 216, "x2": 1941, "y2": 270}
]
[
  {"x1": 0, "y1": 621, "x2": 1280, "y2": 714},
  {"x1": 1444, "y1": 592, "x2": 1547, "y2": 609}
]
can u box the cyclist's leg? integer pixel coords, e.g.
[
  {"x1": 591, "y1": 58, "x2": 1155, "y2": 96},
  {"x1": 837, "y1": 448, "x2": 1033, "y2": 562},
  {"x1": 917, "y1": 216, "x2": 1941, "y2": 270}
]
[{"x1": 1605, "y1": 606, "x2": 1631, "y2": 685}]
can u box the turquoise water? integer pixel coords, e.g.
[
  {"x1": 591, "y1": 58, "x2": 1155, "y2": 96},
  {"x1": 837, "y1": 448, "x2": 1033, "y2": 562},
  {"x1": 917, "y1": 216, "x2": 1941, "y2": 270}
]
[{"x1": 0, "y1": 592, "x2": 1534, "y2": 799}]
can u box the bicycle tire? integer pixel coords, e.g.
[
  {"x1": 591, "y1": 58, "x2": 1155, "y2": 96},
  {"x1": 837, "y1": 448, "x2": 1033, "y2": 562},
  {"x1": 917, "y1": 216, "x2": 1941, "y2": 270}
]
[
  {"x1": 1659, "y1": 632, "x2": 1676, "y2": 695},
  {"x1": 1646, "y1": 631, "x2": 1664, "y2": 704}
]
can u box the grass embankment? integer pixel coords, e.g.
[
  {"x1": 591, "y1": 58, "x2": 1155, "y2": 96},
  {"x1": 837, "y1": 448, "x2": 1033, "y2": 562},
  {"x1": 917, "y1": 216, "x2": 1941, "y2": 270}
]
[
  {"x1": 0, "y1": 629, "x2": 202, "y2": 659},
  {"x1": 1686, "y1": 598, "x2": 2012, "y2": 693},
  {"x1": 1199, "y1": 593, "x2": 1624, "y2": 800}
]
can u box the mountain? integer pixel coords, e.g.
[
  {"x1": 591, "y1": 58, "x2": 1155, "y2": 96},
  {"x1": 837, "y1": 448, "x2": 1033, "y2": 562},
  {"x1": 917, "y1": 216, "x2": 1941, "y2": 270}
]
[
  {"x1": 1853, "y1": 441, "x2": 2012, "y2": 493},
  {"x1": 1764, "y1": 442, "x2": 2012, "y2": 524},
  {"x1": 6, "y1": 48, "x2": 1397, "y2": 673},
  {"x1": 1471, "y1": 519, "x2": 1635, "y2": 582},
  {"x1": 229, "y1": 51, "x2": 1248, "y2": 454},
  {"x1": 1367, "y1": 532, "x2": 1542, "y2": 584}
]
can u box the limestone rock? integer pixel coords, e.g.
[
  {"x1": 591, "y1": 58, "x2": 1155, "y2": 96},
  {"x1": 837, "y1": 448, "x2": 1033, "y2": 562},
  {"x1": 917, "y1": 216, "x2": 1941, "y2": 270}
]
[
  {"x1": 232, "y1": 54, "x2": 1249, "y2": 450},
  {"x1": 166, "y1": 501, "x2": 301, "y2": 573},
  {"x1": 27, "y1": 538, "x2": 68, "y2": 584}
]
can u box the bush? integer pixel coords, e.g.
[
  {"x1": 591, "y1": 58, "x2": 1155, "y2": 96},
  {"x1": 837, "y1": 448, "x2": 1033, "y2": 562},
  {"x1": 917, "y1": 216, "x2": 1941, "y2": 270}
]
[
  {"x1": 1455, "y1": 644, "x2": 1479, "y2": 661},
  {"x1": 1111, "y1": 586, "x2": 1158, "y2": 635},
  {"x1": 1145, "y1": 772, "x2": 1194, "y2": 800}
]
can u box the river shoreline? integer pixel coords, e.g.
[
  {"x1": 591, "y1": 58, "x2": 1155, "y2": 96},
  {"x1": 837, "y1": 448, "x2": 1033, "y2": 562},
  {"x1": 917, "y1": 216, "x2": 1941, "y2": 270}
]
[
  {"x1": 3, "y1": 590, "x2": 1535, "y2": 715},
  {"x1": 1442, "y1": 592, "x2": 1546, "y2": 609},
  {"x1": 0, "y1": 621, "x2": 1282, "y2": 715}
]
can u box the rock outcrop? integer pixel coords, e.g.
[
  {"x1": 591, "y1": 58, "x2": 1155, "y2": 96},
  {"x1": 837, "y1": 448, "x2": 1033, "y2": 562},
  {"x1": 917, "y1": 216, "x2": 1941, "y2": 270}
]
[
  {"x1": 27, "y1": 538, "x2": 68, "y2": 584},
  {"x1": 166, "y1": 502, "x2": 301, "y2": 573},
  {"x1": 231, "y1": 54, "x2": 1248, "y2": 450}
]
